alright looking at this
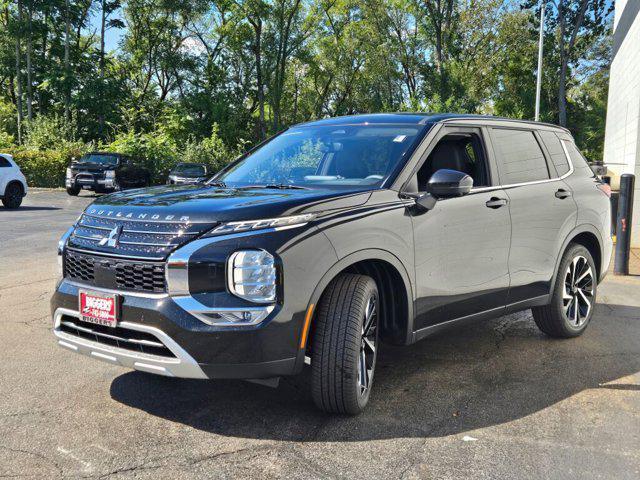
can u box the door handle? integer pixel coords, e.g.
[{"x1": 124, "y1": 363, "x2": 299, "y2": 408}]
[
  {"x1": 555, "y1": 189, "x2": 572, "y2": 199},
  {"x1": 485, "y1": 197, "x2": 508, "y2": 209}
]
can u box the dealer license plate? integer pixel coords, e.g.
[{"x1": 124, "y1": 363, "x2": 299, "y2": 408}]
[{"x1": 79, "y1": 290, "x2": 119, "y2": 328}]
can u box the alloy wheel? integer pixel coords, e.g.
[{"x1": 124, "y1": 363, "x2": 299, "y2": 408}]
[
  {"x1": 563, "y1": 255, "x2": 594, "y2": 327},
  {"x1": 358, "y1": 295, "x2": 378, "y2": 395}
]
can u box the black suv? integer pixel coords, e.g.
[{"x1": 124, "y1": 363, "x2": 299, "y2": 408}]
[
  {"x1": 52, "y1": 114, "x2": 612, "y2": 414},
  {"x1": 65, "y1": 152, "x2": 151, "y2": 195}
]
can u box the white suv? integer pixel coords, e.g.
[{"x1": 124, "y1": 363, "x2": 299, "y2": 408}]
[{"x1": 0, "y1": 154, "x2": 28, "y2": 208}]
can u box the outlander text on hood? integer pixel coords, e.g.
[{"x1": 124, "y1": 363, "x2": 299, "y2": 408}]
[{"x1": 52, "y1": 114, "x2": 612, "y2": 414}]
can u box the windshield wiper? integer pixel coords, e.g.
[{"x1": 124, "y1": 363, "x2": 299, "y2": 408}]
[
  {"x1": 238, "y1": 184, "x2": 309, "y2": 190},
  {"x1": 207, "y1": 180, "x2": 228, "y2": 188}
]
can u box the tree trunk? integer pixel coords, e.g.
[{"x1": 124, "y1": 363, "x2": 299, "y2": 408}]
[
  {"x1": 39, "y1": 5, "x2": 49, "y2": 114},
  {"x1": 98, "y1": 0, "x2": 106, "y2": 134},
  {"x1": 64, "y1": 0, "x2": 71, "y2": 123},
  {"x1": 25, "y1": 0, "x2": 33, "y2": 121},
  {"x1": 252, "y1": 19, "x2": 266, "y2": 139},
  {"x1": 15, "y1": 0, "x2": 23, "y2": 143}
]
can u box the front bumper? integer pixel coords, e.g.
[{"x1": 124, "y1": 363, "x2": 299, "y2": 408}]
[
  {"x1": 51, "y1": 279, "x2": 300, "y2": 380},
  {"x1": 53, "y1": 307, "x2": 207, "y2": 378},
  {"x1": 66, "y1": 176, "x2": 117, "y2": 191}
]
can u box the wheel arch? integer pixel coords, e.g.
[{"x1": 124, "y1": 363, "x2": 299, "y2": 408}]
[
  {"x1": 550, "y1": 224, "x2": 605, "y2": 294},
  {"x1": 4, "y1": 179, "x2": 25, "y2": 197},
  {"x1": 304, "y1": 249, "x2": 415, "y2": 349}
]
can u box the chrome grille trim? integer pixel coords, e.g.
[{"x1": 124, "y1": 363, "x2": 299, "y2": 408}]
[
  {"x1": 53, "y1": 308, "x2": 208, "y2": 379},
  {"x1": 69, "y1": 213, "x2": 217, "y2": 260},
  {"x1": 60, "y1": 320, "x2": 165, "y2": 348}
]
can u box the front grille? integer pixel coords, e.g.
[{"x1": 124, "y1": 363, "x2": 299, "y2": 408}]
[
  {"x1": 68, "y1": 212, "x2": 216, "y2": 260},
  {"x1": 64, "y1": 250, "x2": 166, "y2": 293},
  {"x1": 58, "y1": 315, "x2": 175, "y2": 358}
]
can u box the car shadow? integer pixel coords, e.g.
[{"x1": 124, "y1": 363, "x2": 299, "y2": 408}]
[
  {"x1": 1, "y1": 206, "x2": 61, "y2": 211},
  {"x1": 110, "y1": 304, "x2": 640, "y2": 441}
]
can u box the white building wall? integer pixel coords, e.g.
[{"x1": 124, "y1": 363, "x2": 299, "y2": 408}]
[{"x1": 603, "y1": 1, "x2": 640, "y2": 247}]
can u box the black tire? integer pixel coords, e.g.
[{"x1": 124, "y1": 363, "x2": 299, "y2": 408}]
[
  {"x1": 311, "y1": 273, "x2": 379, "y2": 415},
  {"x1": 2, "y1": 182, "x2": 23, "y2": 208},
  {"x1": 66, "y1": 186, "x2": 80, "y2": 196},
  {"x1": 532, "y1": 243, "x2": 597, "y2": 338}
]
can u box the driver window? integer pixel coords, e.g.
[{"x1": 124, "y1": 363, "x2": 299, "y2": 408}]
[{"x1": 415, "y1": 132, "x2": 489, "y2": 191}]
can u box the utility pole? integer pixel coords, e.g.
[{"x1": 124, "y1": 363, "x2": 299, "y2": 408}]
[{"x1": 535, "y1": 1, "x2": 545, "y2": 122}]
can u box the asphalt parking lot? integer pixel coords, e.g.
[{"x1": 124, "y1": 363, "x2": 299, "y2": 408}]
[{"x1": 1, "y1": 189, "x2": 639, "y2": 479}]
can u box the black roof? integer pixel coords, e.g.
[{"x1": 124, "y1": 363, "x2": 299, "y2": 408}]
[{"x1": 295, "y1": 113, "x2": 568, "y2": 132}]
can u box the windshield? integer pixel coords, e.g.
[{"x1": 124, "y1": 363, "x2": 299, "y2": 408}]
[
  {"x1": 173, "y1": 164, "x2": 206, "y2": 176},
  {"x1": 212, "y1": 124, "x2": 423, "y2": 189},
  {"x1": 78, "y1": 154, "x2": 118, "y2": 166}
]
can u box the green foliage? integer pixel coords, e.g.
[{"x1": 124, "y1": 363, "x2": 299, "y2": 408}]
[
  {"x1": 9, "y1": 147, "x2": 84, "y2": 188},
  {"x1": 182, "y1": 124, "x2": 242, "y2": 173},
  {"x1": 0, "y1": 0, "x2": 613, "y2": 187},
  {"x1": 104, "y1": 129, "x2": 178, "y2": 183}
]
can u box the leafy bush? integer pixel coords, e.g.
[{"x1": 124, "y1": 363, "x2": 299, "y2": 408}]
[
  {"x1": 182, "y1": 124, "x2": 242, "y2": 174},
  {"x1": 23, "y1": 115, "x2": 81, "y2": 150},
  {"x1": 103, "y1": 129, "x2": 179, "y2": 183},
  {"x1": 9, "y1": 147, "x2": 84, "y2": 188}
]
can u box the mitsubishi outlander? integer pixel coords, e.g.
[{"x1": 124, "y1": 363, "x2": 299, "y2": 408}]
[{"x1": 52, "y1": 114, "x2": 612, "y2": 414}]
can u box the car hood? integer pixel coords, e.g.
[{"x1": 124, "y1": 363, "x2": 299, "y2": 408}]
[{"x1": 88, "y1": 184, "x2": 372, "y2": 223}]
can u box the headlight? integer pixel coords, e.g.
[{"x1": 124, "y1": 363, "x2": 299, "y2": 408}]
[
  {"x1": 66, "y1": 168, "x2": 72, "y2": 178},
  {"x1": 227, "y1": 250, "x2": 277, "y2": 303},
  {"x1": 206, "y1": 214, "x2": 314, "y2": 237},
  {"x1": 105, "y1": 170, "x2": 116, "y2": 178}
]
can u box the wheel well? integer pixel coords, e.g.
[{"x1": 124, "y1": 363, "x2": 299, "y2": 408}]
[
  {"x1": 310, "y1": 259, "x2": 410, "y2": 348},
  {"x1": 569, "y1": 232, "x2": 602, "y2": 279},
  {"x1": 5, "y1": 180, "x2": 24, "y2": 196}
]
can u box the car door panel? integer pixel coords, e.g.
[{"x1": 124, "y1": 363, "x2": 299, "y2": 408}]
[
  {"x1": 503, "y1": 181, "x2": 577, "y2": 304},
  {"x1": 487, "y1": 127, "x2": 579, "y2": 306},
  {"x1": 411, "y1": 189, "x2": 511, "y2": 329}
]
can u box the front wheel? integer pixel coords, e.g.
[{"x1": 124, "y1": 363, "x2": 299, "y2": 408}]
[
  {"x1": 532, "y1": 244, "x2": 597, "y2": 338},
  {"x1": 66, "y1": 186, "x2": 80, "y2": 196},
  {"x1": 310, "y1": 273, "x2": 379, "y2": 414}
]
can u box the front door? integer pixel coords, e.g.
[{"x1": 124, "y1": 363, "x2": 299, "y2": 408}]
[{"x1": 410, "y1": 127, "x2": 511, "y2": 330}]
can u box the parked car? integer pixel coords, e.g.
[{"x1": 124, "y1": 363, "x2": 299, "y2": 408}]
[
  {"x1": 53, "y1": 114, "x2": 612, "y2": 414},
  {"x1": 65, "y1": 152, "x2": 151, "y2": 196},
  {"x1": 0, "y1": 153, "x2": 28, "y2": 209},
  {"x1": 166, "y1": 162, "x2": 209, "y2": 185}
]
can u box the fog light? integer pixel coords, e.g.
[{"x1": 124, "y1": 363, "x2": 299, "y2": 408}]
[{"x1": 227, "y1": 250, "x2": 276, "y2": 303}]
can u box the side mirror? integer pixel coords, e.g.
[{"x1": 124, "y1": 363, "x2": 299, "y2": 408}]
[{"x1": 426, "y1": 169, "x2": 473, "y2": 198}]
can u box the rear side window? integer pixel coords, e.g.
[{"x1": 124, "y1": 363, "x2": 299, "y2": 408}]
[
  {"x1": 491, "y1": 128, "x2": 550, "y2": 184},
  {"x1": 539, "y1": 131, "x2": 570, "y2": 176},
  {"x1": 0, "y1": 156, "x2": 11, "y2": 167},
  {"x1": 563, "y1": 140, "x2": 594, "y2": 177}
]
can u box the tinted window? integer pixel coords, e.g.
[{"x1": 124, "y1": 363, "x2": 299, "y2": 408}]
[
  {"x1": 563, "y1": 140, "x2": 593, "y2": 177},
  {"x1": 491, "y1": 128, "x2": 549, "y2": 184},
  {"x1": 417, "y1": 132, "x2": 489, "y2": 188},
  {"x1": 78, "y1": 154, "x2": 118, "y2": 166},
  {"x1": 215, "y1": 125, "x2": 422, "y2": 189},
  {"x1": 0, "y1": 156, "x2": 10, "y2": 167},
  {"x1": 539, "y1": 131, "x2": 570, "y2": 176}
]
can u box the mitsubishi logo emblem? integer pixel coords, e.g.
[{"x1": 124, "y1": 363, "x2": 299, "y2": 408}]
[{"x1": 99, "y1": 225, "x2": 122, "y2": 247}]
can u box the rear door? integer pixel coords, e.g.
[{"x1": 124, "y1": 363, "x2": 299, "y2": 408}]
[{"x1": 488, "y1": 127, "x2": 577, "y2": 307}]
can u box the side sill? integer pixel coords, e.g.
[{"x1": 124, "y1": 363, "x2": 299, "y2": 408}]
[{"x1": 411, "y1": 294, "x2": 551, "y2": 343}]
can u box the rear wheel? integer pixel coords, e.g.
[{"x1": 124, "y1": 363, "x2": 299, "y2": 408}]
[
  {"x1": 311, "y1": 273, "x2": 379, "y2": 414},
  {"x1": 532, "y1": 244, "x2": 597, "y2": 338},
  {"x1": 66, "y1": 186, "x2": 80, "y2": 196},
  {"x1": 2, "y1": 182, "x2": 23, "y2": 208}
]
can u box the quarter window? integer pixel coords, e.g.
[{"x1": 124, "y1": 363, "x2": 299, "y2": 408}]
[
  {"x1": 539, "y1": 131, "x2": 570, "y2": 176},
  {"x1": 491, "y1": 128, "x2": 550, "y2": 184},
  {"x1": 0, "y1": 156, "x2": 10, "y2": 167}
]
